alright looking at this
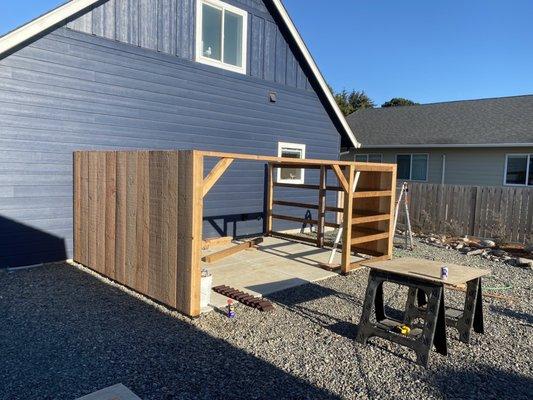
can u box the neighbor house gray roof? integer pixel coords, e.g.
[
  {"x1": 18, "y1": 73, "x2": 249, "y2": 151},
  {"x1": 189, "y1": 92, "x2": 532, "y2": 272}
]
[{"x1": 347, "y1": 95, "x2": 533, "y2": 148}]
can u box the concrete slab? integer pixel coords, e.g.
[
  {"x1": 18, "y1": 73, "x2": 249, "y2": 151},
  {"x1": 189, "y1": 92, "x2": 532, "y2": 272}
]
[
  {"x1": 202, "y1": 237, "x2": 363, "y2": 309},
  {"x1": 76, "y1": 384, "x2": 141, "y2": 400}
]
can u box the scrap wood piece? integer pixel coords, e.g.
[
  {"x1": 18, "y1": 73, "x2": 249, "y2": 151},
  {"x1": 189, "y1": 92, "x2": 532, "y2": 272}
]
[
  {"x1": 202, "y1": 238, "x2": 263, "y2": 263},
  {"x1": 212, "y1": 285, "x2": 274, "y2": 311},
  {"x1": 201, "y1": 236, "x2": 233, "y2": 250},
  {"x1": 446, "y1": 285, "x2": 515, "y2": 302}
]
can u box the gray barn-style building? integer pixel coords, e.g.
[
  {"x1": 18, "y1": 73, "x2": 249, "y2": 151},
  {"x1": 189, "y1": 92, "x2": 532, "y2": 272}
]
[
  {"x1": 342, "y1": 95, "x2": 533, "y2": 187},
  {"x1": 0, "y1": 0, "x2": 358, "y2": 267}
]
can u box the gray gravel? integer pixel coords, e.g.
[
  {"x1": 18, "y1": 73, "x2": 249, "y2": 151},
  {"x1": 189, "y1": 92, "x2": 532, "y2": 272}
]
[{"x1": 1, "y1": 239, "x2": 532, "y2": 399}]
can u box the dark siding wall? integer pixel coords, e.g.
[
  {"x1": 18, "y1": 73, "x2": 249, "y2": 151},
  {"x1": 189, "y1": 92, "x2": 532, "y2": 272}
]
[
  {"x1": 0, "y1": 28, "x2": 340, "y2": 267},
  {"x1": 67, "y1": 0, "x2": 311, "y2": 89}
]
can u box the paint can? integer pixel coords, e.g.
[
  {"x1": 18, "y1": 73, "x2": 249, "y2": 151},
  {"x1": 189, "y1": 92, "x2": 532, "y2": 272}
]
[
  {"x1": 441, "y1": 266, "x2": 449, "y2": 280},
  {"x1": 226, "y1": 299, "x2": 236, "y2": 318}
]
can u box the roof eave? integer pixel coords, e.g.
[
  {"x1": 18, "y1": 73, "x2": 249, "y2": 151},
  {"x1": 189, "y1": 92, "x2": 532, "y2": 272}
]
[{"x1": 358, "y1": 143, "x2": 533, "y2": 149}]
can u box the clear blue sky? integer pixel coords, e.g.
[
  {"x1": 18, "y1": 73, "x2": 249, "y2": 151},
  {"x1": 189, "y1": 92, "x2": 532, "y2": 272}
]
[{"x1": 2, "y1": 1, "x2": 533, "y2": 105}]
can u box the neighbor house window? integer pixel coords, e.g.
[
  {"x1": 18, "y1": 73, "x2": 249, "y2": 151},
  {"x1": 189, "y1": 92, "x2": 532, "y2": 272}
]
[
  {"x1": 277, "y1": 142, "x2": 306, "y2": 184},
  {"x1": 396, "y1": 154, "x2": 428, "y2": 181},
  {"x1": 196, "y1": 0, "x2": 248, "y2": 74},
  {"x1": 504, "y1": 154, "x2": 533, "y2": 186},
  {"x1": 354, "y1": 154, "x2": 383, "y2": 163}
]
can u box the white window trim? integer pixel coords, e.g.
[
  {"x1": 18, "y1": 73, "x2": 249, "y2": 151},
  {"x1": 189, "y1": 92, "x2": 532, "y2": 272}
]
[
  {"x1": 195, "y1": 0, "x2": 248, "y2": 74},
  {"x1": 277, "y1": 142, "x2": 306, "y2": 184},
  {"x1": 396, "y1": 153, "x2": 429, "y2": 182},
  {"x1": 503, "y1": 153, "x2": 532, "y2": 186}
]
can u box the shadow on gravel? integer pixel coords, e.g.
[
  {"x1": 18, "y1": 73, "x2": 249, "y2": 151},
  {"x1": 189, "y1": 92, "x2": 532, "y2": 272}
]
[
  {"x1": 0, "y1": 264, "x2": 341, "y2": 400},
  {"x1": 429, "y1": 365, "x2": 533, "y2": 399},
  {"x1": 490, "y1": 305, "x2": 533, "y2": 324}
]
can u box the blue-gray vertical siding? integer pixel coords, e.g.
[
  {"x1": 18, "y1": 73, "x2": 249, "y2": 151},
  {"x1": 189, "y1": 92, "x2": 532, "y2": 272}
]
[
  {"x1": 0, "y1": 25, "x2": 341, "y2": 267},
  {"x1": 67, "y1": 0, "x2": 311, "y2": 90}
]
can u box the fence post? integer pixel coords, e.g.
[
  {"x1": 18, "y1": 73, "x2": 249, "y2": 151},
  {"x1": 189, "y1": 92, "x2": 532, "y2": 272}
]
[{"x1": 469, "y1": 186, "x2": 478, "y2": 237}]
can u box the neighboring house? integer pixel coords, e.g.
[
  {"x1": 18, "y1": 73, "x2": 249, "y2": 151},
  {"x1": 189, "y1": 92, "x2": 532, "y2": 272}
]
[
  {"x1": 0, "y1": 0, "x2": 358, "y2": 267},
  {"x1": 342, "y1": 95, "x2": 533, "y2": 187}
]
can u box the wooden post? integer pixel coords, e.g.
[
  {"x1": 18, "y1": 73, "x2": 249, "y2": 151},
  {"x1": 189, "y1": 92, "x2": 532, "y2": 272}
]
[
  {"x1": 317, "y1": 166, "x2": 326, "y2": 247},
  {"x1": 266, "y1": 163, "x2": 274, "y2": 235},
  {"x1": 341, "y1": 165, "x2": 355, "y2": 274},
  {"x1": 177, "y1": 150, "x2": 203, "y2": 317}
]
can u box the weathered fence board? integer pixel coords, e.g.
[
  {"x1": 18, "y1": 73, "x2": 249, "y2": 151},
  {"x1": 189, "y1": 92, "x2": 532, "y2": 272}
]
[{"x1": 398, "y1": 182, "x2": 533, "y2": 243}]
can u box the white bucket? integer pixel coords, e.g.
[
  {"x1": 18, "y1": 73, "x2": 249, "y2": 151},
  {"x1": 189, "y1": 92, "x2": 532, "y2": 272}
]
[{"x1": 200, "y1": 274, "x2": 213, "y2": 309}]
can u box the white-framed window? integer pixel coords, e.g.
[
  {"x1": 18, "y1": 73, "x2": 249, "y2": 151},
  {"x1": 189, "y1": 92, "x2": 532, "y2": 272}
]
[
  {"x1": 277, "y1": 142, "x2": 306, "y2": 184},
  {"x1": 354, "y1": 154, "x2": 383, "y2": 163},
  {"x1": 504, "y1": 154, "x2": 533, "y2": 186},
  {"x1": 195, "y1": 0, "x2": 248, "y2": 74},
  {"x1": 396, "y1": 154, "x2": 428, "y2": 181}
]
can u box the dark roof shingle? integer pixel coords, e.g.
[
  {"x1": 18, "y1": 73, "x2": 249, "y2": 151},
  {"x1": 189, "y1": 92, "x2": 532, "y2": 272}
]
[{"x1": 346, "y1": 95, "x2": 533, "y2": 147}]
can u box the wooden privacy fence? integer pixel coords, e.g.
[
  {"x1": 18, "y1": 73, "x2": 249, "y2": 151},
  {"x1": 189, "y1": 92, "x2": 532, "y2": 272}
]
[
  {"x1": 399, "y1": 182, "x2": 533, "y2": 243},
  {"x1": 73, "y1": 150, "x2": 200, "y2": 316}
]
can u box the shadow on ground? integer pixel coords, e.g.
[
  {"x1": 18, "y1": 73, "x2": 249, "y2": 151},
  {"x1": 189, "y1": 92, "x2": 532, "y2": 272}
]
[
  {"x1": 429, "y1": 364, "x2": 533, "y2": 399},
  {"x1": 0, "y1": 263, "x2": 341, "y2": 400}
]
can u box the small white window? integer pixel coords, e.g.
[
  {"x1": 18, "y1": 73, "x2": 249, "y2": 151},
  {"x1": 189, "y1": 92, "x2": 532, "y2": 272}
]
[
  {"x1": 196, "y1": 0, "x2": 248, "y2": 74},
  {"x1": 277, "y1": 142, "x2": 306, "y2": 184},
  {"x1": 504, "y1": 154, "x2": 533, "y2": 186},
  {"x1": 396, "y1": 154, "x2": 428, "y2": 181},
  {"x1": 354, "y1": 154, "x2": 383, "y2": 163}
]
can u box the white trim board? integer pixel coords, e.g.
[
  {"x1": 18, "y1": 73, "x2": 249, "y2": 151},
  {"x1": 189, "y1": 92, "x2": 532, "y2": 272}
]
[{"x1": 0, "y1": 0, "x2": 359, "y2": 150}]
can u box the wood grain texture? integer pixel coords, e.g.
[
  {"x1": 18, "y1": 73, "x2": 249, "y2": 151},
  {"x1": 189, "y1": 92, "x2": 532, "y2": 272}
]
[
  {"x1": 105, "y1": 152, "x2": 116, "y2": 278},
  {"x1": 73, "y1": 150, "x2": 193, "y2": 314}
]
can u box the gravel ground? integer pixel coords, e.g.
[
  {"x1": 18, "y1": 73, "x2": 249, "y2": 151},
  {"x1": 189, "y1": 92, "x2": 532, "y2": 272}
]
[{"x1": 1, "y1": 239, "x2": 532, "y2": 399}]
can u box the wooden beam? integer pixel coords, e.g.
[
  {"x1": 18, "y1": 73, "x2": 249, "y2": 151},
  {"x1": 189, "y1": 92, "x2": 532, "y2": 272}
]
[
  {"x1": 273, "y1": 182, "x2": 343, "y2": 191},
  {"x1": 266, "y1": 164, "x2": 273, "y2": 234},
  {"x1": 199, "y1": 150, "x2": 397, "y2": 170},
  {"x1": 202, "y1": 236, "x2": 233, "y2": 250},
  {"x1": 317, "y1": 165, "x2": 326, "y2": 247},
  {"x1": 332, "y1": 164, "x2": 349, "y2": 193},
  {"x1": 341, "y1": 165, "x2": 355, "y2": 274},
  {"x1": 202, "y1": 238, "x2": 263, "y2": 263},
  {"x1": 273, "y1": 200, "x2": 319, "y2": 210},
  {"x1": 353, "y1": 190, "x2": 392, "y2": 198},
  {"x1": 202, "y1": 157, "x2": 234, "y2": 197}
]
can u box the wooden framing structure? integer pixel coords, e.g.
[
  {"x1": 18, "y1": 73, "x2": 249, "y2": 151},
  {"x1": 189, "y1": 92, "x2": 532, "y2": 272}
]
[{"x1": 73, "y1": 150, "x2": 396, "y2": 317}]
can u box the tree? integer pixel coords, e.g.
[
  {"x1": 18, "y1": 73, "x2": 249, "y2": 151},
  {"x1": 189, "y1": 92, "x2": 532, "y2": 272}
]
[
  {"x1": 381, "y1": 97, "x2": 419, "y2": 107},
  {"x1": 332, "y1": 89, "x2": 375, "y2": 116}
]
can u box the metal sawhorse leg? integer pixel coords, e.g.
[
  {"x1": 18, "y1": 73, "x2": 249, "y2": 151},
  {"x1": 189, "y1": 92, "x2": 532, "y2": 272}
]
[
  {"x1": 404, "y1": 278, "x2": 484, "y2": 344},
  {"x1": 356, "y1": 270, "x2": 448, "y2": 367}
]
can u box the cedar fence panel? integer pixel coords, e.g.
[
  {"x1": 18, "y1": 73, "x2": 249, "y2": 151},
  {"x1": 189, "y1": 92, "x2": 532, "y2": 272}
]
[
  {"x1": 73, "y1": 150, "x2": 201, "y2": 316},
  {"x1": 397, "y1": 182, "x2": 533, "y2": 243}
]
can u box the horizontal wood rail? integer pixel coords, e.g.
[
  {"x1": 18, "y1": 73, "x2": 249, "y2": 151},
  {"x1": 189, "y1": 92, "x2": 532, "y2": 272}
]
[
  {"x1": 273, "y1": 182, "x2": 343, "y2": 191},
  {"x1": 270, "y1": 231, "x2": 317, "y2": 245},
  {"x1": 271, "y1": 213, "x2": 340, "y2": 228},
  {"x1": 351, "y1": 228, "x2": 389, "y2": 245},
  {"x1": 351, "y1": 211, "x2": 391, "y2": 224},
  {"x1": 353, "y1": 190, "x2": 392, "y2": 198},
  {"x1": 273, "y1": 200, "x2": 318, "y2": 210},
  {"x1": 272, "y1": 200, "x2": 342, "y2": 214},
  {"x1": 272, "y1": 213, "x2": 317, "y2": 225}
]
